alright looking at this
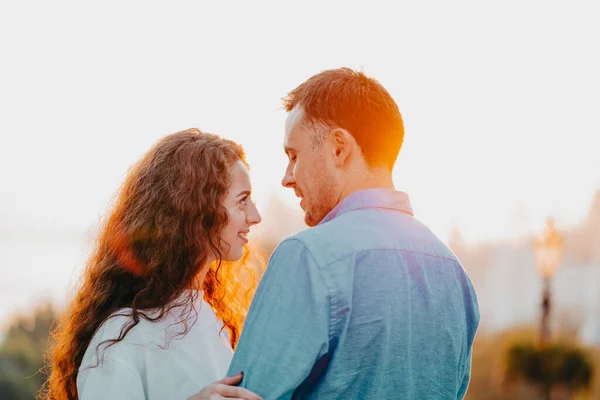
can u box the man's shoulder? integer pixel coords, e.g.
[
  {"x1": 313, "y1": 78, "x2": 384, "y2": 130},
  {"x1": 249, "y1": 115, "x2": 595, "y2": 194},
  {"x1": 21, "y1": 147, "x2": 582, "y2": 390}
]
[
  {"x1": 267, "y1": 221, "x2": 344, "y2": 270},
  {"x1": 287, "y1": 218, "x2": 341, "y2": 244},
  {"x1": 278, "y1": 209, "x2": 458, "y2": 266},
  {"x1": 276, "y1": 211, "x2": 390, "y2": 267},
  {"x1": 284, "y1": 214, "x2": 353, "y2": 249}
]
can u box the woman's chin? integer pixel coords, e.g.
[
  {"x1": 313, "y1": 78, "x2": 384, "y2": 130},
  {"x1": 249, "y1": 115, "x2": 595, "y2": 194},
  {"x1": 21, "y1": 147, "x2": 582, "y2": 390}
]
[{"x1": 223, "y1": 248, "x2": 245, "y2": 262}]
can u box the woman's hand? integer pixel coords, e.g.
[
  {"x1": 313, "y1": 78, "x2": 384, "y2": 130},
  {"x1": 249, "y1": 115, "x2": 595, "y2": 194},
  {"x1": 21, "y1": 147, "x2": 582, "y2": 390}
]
[{"x1": 187, "y1": 373, "x2": 263, "y2": 400}]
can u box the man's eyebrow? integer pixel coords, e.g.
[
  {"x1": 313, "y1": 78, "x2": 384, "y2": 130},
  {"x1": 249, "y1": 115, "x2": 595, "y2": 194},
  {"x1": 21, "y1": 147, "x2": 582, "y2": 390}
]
[{"x1": 236, "y1": 190, "x2": 251, "y2": 198}]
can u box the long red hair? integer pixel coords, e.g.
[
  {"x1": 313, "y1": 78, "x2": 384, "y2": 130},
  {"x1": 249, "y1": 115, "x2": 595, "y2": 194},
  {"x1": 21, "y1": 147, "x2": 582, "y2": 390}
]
[{"x1": 41, "y1": 129, "x2": 259, "y2": 400}]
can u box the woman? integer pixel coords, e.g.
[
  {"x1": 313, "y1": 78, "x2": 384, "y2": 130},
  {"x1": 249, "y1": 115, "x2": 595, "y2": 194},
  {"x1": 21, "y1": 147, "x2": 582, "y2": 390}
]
[{"x1": 42, "y1": 129, "x2": 263, "y2": 400}]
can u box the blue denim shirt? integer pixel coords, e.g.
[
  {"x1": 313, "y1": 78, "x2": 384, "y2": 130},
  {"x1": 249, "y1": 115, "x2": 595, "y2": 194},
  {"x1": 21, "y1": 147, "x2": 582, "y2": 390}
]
[{"x1": 228, "y1": 189, "x2": 480, "y2": 399}]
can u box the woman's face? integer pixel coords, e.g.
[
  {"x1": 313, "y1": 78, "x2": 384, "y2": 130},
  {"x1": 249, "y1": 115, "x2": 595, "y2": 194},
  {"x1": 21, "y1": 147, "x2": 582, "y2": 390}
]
[{"x1": 219, "y1": 159, "x2": 262, "y2": 261}]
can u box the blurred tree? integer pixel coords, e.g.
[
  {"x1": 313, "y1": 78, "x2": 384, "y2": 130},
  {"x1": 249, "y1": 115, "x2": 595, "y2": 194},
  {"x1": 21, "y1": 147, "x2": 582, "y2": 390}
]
[
  {"x1": 505, "y1": 343, "x2": 593, "y2": 398},
  {"x1": 0, "y1": 302, "x2": 59, "y2": 400},
  {"x1": 465, "y1": 324, "x2": 599, "y2": 400}
]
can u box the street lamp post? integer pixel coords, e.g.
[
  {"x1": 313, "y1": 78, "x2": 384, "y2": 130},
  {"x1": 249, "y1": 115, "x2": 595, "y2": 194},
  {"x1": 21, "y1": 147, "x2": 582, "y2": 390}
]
[{"x1": 532, "y1": 218, "x2": 564, "y2": 346}]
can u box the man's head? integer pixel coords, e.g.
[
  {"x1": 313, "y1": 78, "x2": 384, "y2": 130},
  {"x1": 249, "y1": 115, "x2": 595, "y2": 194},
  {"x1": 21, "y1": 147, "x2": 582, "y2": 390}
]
[{"x1": 281, "y1": 68, "x2": 404, "y2": 226}]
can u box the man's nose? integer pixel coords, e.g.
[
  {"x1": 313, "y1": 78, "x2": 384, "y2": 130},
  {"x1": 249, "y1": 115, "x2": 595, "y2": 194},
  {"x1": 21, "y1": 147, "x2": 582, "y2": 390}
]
[
  {"x1": 282, "y1": 175, "x2": 295, "y2": 188},
  {"x1": 282, "y1": 166, "x2": 295, "y2": 188}
]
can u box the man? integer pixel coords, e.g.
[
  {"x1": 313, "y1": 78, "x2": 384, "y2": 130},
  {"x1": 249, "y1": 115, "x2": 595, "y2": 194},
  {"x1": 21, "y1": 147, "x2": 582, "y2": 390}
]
[{"x1": 228, "y1": 68, "x2": 480, "y2": 399}]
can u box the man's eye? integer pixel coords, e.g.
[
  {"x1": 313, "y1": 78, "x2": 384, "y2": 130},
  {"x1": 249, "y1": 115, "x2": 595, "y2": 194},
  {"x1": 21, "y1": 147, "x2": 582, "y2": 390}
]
[{"x1": 239, "y1": 196, "x2": 249, "y2": 206}]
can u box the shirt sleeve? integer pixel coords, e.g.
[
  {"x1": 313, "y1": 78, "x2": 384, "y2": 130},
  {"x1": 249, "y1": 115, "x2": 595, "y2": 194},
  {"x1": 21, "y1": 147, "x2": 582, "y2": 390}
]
[
  {"x1": 77, "y1": 356, "x2": 146, "y2": 400},
  {"x1": 457, "y1": 347, "x2": 472, "y2": 399},
  {"x1": 227, "y1": 238, "x2": 331, "y2": 399},
  {"x1": 457, "y1": 271, "x2": 480, "y2": 399}
]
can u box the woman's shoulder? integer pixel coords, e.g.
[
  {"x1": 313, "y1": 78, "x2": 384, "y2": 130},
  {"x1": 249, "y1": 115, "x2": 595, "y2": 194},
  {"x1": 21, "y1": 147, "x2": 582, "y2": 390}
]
[
  {"x1": 80, "y1": 311, "x2": 152, "y2": 365},
  {"x1": 90, "y1": 295, "x2": 221, "y2": 349}
]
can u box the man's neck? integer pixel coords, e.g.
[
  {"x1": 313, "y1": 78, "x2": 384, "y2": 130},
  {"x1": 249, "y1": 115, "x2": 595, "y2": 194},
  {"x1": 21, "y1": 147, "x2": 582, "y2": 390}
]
[{"x1": 337, "y1": 168, "x2": 395, "y2": 204}]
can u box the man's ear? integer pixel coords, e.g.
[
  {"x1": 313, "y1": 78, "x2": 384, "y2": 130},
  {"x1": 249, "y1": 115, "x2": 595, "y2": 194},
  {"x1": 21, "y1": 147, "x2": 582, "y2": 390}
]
[{"x1": 330, "y1": 128, "x2": 355, "y2": 167}]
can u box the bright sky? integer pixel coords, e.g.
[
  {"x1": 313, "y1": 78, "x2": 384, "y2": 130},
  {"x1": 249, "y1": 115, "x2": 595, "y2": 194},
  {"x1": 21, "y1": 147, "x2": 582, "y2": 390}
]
[{"x1": 1, "y1": 1, "x2": 599, "y2": 321}]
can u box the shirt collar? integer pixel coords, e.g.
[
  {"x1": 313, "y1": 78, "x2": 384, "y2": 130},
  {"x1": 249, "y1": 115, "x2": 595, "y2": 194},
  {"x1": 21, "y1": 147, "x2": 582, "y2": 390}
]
[{"x1": 318, "y1": 188, "x2": 414, "y2": 225}]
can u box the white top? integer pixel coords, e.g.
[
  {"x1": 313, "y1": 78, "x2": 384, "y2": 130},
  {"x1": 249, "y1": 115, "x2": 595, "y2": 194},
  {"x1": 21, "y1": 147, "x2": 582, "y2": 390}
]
[{"x1": 77, "y1": 295, "x2": 233, "y2": 400}]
